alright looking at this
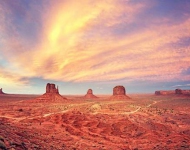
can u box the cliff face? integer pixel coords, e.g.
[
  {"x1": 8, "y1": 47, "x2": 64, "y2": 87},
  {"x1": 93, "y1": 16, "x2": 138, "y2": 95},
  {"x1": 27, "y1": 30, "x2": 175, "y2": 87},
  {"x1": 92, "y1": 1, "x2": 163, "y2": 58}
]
[
  {"x1": 110, "y1": 85, "x2": 130, "y2": 100},
  {"x1": 46, "y1": 83, "x2": 59, "y2": 94},
  {"x1": 0, "y1": 88, "x2": 5, "y2": 94}
]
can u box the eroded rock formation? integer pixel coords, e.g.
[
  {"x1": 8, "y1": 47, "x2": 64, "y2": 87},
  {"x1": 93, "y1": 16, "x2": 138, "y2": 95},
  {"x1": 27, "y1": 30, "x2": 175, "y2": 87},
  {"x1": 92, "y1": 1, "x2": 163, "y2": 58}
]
[
  {"x1": 155, "y1": 91, "x2": 160, "y2": 95},
  {"x1": 155, "y1": 89, "x2": 190, "y2": 96},
  {"x1": 175, "y1": 89, "x2": 190, "y2": 95},
  {"x1": 155, "y1": 90, "x2": 175, "y2": 95},
  {"x1": 35, "y1": 83, "x2": 67, "y2": 102},
  {"x1": 84, "y1": 89, "x2": 98, "y2": 99},
  {"x1": 0, "y1": 88, "x2": 5, "y2": 94},
  {"x1": 46, "y1": 83, "x2": 59, "y2": 94},
  {"x1": 181, "y1": 90, "x2": 190, "y2": 95},
  {"x1": 175, "y1": 89, "x2": 182, "y2": 94},
  {"x1": 110, "y1": 85, "x2": 130, "y2": 100}
]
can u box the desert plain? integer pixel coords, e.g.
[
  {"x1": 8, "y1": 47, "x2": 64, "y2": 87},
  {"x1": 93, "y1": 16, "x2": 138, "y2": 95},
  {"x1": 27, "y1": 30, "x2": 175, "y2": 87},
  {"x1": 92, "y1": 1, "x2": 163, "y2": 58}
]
[{"x1": 0, "y1": 90, "x2": 190, "y2": 150}]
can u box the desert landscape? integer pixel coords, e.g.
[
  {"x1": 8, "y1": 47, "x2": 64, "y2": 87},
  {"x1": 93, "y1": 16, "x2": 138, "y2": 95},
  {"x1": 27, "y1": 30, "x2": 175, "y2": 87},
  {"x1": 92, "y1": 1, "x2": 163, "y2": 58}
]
[
  {"x1": 1, "y1": 0, "x2": 190, "y2": 150},
  {"x1": 0, "y1": 85, "x2": 190, "y2": 150}
]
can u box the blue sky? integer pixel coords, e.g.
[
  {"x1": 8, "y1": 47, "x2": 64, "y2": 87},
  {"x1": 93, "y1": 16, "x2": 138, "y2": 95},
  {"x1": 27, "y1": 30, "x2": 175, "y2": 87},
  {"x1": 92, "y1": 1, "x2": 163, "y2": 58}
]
[{"x1": 0, "y1": 0, "x2": 190, "y2": 94}]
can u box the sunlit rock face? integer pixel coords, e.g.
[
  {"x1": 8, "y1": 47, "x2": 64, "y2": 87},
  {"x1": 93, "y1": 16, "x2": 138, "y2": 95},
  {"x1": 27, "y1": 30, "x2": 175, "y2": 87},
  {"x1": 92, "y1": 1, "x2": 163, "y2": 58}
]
[
  {"x1": 0, "y1": 88, "x2": 5, "y2": 94},
  {"x1": 34, "y1": 83, "x2": 67, "y2": 102},
  {"x1": 84, "y1": 89, "x2": 98, "y2": 99},
  {"x1": 110, "y1": 86, "x2": 130, "y2": 100},
  {"x1": 46, "y1": 83, "x2": 59, "y2": 94},
  {"x1": 113, "y1": 86, "x2": 126, "y2": 95}
]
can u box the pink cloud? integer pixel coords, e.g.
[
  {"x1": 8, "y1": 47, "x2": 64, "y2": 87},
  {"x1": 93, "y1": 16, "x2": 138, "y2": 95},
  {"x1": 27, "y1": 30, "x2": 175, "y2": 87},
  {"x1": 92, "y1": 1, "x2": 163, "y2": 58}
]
[
  {"x1": 0, "y1": 0, "x2": 190, "y2": 85},
  {"x1": 0, "y1": 67, "x2": 29, "y2": 87}
]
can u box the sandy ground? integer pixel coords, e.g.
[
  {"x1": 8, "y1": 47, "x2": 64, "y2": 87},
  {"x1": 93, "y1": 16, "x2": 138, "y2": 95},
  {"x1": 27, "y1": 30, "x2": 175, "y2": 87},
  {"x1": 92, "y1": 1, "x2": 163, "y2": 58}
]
[{"x1": 0, "y1": 94, "x2": 190, "y2": 150}]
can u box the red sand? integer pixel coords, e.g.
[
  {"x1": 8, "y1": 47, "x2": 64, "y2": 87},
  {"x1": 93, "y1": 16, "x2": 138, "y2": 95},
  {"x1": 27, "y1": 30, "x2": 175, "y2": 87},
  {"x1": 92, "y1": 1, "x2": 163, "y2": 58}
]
[{"x1": 0, "y1": 94, "x2": 190, "y2": 149}]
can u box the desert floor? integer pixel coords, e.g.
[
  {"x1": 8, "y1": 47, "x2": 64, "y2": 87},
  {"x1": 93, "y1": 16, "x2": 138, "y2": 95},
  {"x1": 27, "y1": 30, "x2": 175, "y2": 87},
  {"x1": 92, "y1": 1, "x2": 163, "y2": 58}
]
[{"x1": 0, "y1": 94, "x2": 190, "y2": 150}]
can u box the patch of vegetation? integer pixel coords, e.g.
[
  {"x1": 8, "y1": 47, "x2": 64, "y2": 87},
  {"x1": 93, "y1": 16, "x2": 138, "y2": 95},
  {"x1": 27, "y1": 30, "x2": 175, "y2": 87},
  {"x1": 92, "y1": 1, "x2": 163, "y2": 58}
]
[
  {"x1": 0, "y1": 136, "x2": 4, "y2": 142},
  {"x1": 0, "y1": 141, "x2": 7, "y2": 150},
  {"x1": 18, "y1": 108, "x2": 23, "y2": 112}
]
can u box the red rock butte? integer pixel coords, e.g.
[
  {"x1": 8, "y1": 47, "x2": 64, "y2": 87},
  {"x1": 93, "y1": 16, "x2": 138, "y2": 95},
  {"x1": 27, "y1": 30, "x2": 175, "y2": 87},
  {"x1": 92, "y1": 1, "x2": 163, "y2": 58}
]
[
  {"x1": 175, "y1": 88, "x2": 190, "y2": 95},
  {"x1": 46, "y1": 83, "x2": 59, "y2": 94},
  {"x1": 0, "y1": 88, "x2": 5, "y2": 94},
  {"x1": 155, "y1": 90, "x2": 175, "y2": 95},
  {"x1": 84, "y1": 89, "x2": 98, "y2": 99},
  {"x1": 34, "y1": 83, "x2": 67, "y2": 102},
  {"x1": 110, "y1": 85, "x2": 130, "y2": 100},
  {"x1": 155, "y1": 89, "x2": 190, "y2": 96}
]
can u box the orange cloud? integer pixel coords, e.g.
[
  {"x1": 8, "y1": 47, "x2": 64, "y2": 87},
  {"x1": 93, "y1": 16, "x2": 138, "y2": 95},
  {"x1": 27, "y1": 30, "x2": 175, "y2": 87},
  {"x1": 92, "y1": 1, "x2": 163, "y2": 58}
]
[
  {"x1": 1, "y1": 0, "x2": 190, "y2": 84},
  {"x1": 15, "y1": 0, "x2": 147, "y2": 77},
  {"x1": 0, "y1": 67, "x2": 28, "y2": 88}
]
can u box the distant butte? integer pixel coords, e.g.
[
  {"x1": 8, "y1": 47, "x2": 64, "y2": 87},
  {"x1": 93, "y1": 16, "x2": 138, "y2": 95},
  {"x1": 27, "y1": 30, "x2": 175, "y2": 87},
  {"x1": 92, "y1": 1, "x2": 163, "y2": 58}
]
[
  {"x1": 110, "y1": 85, "x2": 130, "y2": 100},
  {"x1": 34, "y1": 83, "x2": 67, "y2": 102},
  {"x1": 155, "y1": 90, "x2": 175, "y2": 95},
  {"x1": 175, "y1": 88, "x2": 190, "y2": 95},
  {"x1": 84, "y1": 89, "x2": 98, "y2": 99},
  {"x1": 155, "y1": 89, "x2": 190, "y2": 96},
  {"x1": 0, "y1": 88, "x2": 5, "y2": 94}
]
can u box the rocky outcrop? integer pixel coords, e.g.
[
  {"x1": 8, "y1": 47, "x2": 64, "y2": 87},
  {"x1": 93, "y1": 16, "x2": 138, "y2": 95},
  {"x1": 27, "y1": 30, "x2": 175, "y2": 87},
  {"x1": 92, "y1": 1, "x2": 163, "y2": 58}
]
[
  {"x1": 155, "y1": 90, "x2": 175, "y2": 95},
  {"x1": 34, "y1": 83, "x2": 67, "y2": 102},
  {"x1": 155, "y1": 89, "x2": 190, "y2": 96},
  {"x1": 181, "y1": 90, "x2": 190, "y2": 95},
  {"x1": 0, "y1": 135, "x2": 7, "y2": 150},
  {"x1": 84, "y1": 89, "x2": 98, "y2": 99},
  {"x1": 175, "y1": 89, "x2": 182, "y2": 94},
  {"x1": 110, "y1": 85, "x2": 130, "y2": 100},
  {"x1": 155, "y1": 91, "x2": 160, "y2": 95},
  {"x1": 46, "y1": 83, "x2": 59, "y2": 94},
  {"x1": 175, "y1": 89, "x2": 190, "y2": 95},
  {"x1": 0, "y1": 88, "x2": 5, "y2": 94}
]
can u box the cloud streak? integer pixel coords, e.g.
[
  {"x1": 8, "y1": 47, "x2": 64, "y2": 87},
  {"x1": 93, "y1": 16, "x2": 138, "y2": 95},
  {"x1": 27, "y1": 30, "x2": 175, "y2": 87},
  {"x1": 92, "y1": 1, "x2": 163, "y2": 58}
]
[
  {"x1": 0, "y1": 0, "x2": 190, "y2": 88},
  {"x1": 0, "y1": 67, "x2": 28, "y2": 87}
]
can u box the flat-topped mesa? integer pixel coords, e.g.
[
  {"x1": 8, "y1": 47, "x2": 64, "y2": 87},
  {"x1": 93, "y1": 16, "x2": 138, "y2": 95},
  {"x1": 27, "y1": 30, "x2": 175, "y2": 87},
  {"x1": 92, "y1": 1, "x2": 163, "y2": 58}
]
[
  {"x1": 84, "y1": 89, "x2": 98, "y2": 99},
  {"x1": 155, "y1": 90, "x2": 175, "y2": 95},
  {"x1": 34, "y1": 83, "x2": 67, "y2": 102},
  {"x1": 0, "y1": 88, "x2": 5, "y2": 94},
  {"x1": 175, "y1": 88, "x2": 190, "y2": 95},
  {"x1": 155, "y1": 89, "x2": 190, "y2": 96},
  {"x1": 110, "y1": 85, "x2": 130, "y2": 100},
  {"x1": 175, "y1": 89, "x2": 182, "y2": 94}
]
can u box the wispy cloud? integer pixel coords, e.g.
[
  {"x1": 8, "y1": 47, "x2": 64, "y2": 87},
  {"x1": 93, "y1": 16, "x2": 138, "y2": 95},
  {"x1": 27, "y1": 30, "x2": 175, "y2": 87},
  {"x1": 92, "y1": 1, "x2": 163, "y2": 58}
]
[
  {"x1": 0, "y1": 67, "x2": 29, "y2": 87},
  {"x1": 172, "y1": 83, "x2": 190, "y2": 88},
  {"x1": 0, "y1": 0, "x2": 190, "y2": 86}
]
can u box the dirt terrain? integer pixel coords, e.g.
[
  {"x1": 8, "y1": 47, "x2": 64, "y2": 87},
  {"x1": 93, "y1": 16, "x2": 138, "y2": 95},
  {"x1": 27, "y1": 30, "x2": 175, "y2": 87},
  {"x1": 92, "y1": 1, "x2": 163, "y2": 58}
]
[{"x1": 0, "y1": 94, "x2": 190, "y2": 150}]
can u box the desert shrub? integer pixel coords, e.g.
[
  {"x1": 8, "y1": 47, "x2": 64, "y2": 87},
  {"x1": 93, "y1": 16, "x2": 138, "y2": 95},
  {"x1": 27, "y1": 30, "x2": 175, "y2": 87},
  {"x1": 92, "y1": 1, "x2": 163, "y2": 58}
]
[
  {"x1": 0, "y1": 136, "x2": 4, "y2": 142},
  {"x1": 18, "y1": 108, "x2": 23, "y2": 112},
  {"x1": 0, "y1": 141, "x2": 7, "y2": 150}
]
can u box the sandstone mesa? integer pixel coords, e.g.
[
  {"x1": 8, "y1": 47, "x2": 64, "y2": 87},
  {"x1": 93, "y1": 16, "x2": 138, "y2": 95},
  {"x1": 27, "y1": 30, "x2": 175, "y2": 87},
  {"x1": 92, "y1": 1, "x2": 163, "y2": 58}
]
[
  {"x1": 110, "y1": 85, "x2": 130, "y2": 100},
  {"x1": 155, "y1": 89, "x2": 190, "y2": 96},
  {"x1": 34, "y1": 83, "x2": 67, "y2": 102}
]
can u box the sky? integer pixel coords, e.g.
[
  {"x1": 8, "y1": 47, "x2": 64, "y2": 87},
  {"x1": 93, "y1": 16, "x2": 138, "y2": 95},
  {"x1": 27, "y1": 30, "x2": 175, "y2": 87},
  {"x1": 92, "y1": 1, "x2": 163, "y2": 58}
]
[{"x1": 0, "y1": 0, "x2": 190, "y2": 95}]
